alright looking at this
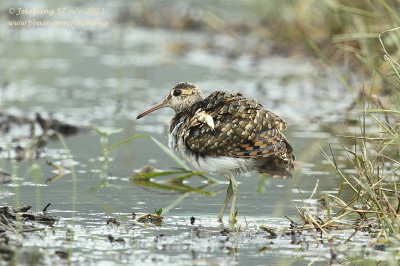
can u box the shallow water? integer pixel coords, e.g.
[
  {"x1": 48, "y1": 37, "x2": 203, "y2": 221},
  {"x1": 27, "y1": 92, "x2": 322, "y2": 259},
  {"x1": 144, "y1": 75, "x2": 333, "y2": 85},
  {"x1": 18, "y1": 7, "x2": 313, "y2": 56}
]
[{"x1": 0, "y1": 0, "x2": 382, "y2": 265}]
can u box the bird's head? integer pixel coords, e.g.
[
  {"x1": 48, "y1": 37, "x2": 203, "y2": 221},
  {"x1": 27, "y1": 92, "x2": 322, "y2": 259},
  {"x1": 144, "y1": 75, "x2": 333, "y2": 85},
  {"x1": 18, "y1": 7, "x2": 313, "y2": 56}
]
[{"x1": 136, "y1": 82, "x2": 203, "y2": 119}]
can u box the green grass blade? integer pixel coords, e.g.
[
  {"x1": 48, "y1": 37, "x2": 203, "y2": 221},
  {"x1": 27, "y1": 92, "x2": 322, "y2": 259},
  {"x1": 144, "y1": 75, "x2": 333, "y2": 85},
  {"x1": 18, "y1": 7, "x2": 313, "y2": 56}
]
[
  {"x1": 150, "y1": 137, "x2": 189, "y2": 170},
  {"x1": 360, "y1": 109, "x2": 400, "y2": 114},
  {"x1": 132, "y1": 180, "x2": 190, "y2": 192},
  {"x1": 161, "y1": 192, "x2": 190, "y2": 214},
  {"x1": 104, "y1": 134, "x2": 150, "y2": 152},
  {"x1": 105, "y1": 134, "x2": 189, "y2": 170},
  {"x1": 132, "y1": 179, "x2": 213, "y2": 196},
  {"x1": 132, "y1": 170, "x2": 191, "y2": 180},
  {"x1": 170, "y1": 171, "x2": 205, "y2": 182},
  {"x1": 176, "y1": 184, "x2": 214, "y2": 196}
]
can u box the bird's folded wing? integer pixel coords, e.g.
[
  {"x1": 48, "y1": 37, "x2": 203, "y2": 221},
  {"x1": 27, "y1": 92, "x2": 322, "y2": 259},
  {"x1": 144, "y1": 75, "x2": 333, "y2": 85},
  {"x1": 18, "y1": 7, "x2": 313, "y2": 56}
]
[{"x1": 181, "y1": 91, "x2": 292, "y2": 158}]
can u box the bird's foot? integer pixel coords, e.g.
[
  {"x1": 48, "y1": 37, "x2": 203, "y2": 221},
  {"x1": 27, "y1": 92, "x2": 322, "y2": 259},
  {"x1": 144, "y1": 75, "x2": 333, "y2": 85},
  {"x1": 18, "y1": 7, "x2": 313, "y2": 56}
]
[{"x1": 228, "y1": 209, "x2": 238, "y2": 225}]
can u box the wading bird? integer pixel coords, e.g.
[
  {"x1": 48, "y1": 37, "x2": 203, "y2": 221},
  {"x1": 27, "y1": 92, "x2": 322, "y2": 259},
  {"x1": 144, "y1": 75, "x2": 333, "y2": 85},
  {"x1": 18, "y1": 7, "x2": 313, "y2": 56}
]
[{"x1": 136, "y1": 82, "x2": 294, "y2": 224}]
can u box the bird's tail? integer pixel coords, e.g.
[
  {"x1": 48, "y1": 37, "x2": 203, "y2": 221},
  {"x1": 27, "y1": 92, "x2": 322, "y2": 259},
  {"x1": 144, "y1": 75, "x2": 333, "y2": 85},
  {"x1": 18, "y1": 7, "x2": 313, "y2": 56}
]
[{"x1": 256, "y1": 154, "x2": 295, "y2": 178}]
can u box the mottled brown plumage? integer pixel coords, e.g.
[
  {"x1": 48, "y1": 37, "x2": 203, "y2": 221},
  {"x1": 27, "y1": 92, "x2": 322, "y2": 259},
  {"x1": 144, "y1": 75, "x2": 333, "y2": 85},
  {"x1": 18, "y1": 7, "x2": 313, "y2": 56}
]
[
  {"x1": 137, "y1": 82, "x2": 295, "y2": 224},
  {"x1": 169, "y1": 89, "x2": 294, "y2": 177}
]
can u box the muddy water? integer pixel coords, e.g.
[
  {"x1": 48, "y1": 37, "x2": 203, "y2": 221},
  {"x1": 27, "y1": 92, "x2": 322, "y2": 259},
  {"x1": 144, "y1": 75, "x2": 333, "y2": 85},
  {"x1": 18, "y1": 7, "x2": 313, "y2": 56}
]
[{"x1": 0, "y1": 1, "x2": 370, "y2": 265}]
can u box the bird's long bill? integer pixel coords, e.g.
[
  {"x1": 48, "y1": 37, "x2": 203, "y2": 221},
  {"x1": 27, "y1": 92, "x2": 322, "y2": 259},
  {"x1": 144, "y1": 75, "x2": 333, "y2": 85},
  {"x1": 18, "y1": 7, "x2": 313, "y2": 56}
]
[{"x1": 136, "y1": 101, "x2": 167, "y2": 119}]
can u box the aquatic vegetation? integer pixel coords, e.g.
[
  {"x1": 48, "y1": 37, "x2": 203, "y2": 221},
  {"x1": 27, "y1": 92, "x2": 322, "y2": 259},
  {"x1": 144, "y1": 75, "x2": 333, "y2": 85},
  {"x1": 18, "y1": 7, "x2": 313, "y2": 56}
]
[
  {"x1": 248, "y1": 0, "x2": 400, "y2": 93},
  {"x1": 288, "y1": 40, "x2": 399, "y2": 264}
]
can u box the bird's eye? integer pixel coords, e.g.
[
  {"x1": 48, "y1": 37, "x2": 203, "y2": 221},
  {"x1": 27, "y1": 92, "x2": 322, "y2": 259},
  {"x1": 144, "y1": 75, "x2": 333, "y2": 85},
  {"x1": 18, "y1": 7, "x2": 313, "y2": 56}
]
[{"x1": 173, "y1": 89, "x2": 182, "y2": 96}]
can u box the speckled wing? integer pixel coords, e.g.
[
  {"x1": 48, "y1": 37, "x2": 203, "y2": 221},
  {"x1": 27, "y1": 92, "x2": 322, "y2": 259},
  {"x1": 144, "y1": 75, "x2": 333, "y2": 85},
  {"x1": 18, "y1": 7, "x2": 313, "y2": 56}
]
[{"x1": 175, "y1": 91, "x2": 294, "y2": 162}]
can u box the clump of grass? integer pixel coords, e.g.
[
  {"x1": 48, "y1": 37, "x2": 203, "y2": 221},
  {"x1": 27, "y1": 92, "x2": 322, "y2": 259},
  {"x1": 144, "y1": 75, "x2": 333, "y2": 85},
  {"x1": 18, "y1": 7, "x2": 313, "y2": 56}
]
[
  {"x1": 294, "y1": 75, "x2": 399, "y2": 241},
  {"x1": 248, "y1": 0, "x2": 400, "y2": 93},
  {"x1": 327, "y1": 47, "x2": 399, "y2": 238},
  {"x1": 287, "y1": 122, "x2": 398, "y2": 255},
  {"x1": 291, "y1": 28, "x2": 399, "y2": 242},
  {"x1": 326, "y1": 114, "x2": 399, "y2": 238}
]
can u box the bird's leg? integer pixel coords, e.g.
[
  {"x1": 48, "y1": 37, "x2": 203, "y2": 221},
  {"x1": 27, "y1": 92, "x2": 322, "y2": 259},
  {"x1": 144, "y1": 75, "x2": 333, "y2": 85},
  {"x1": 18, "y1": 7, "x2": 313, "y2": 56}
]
[
  {"x1": 217, "y1": 174, "x2": 238, "y2": 224},
  {"x1": 228, "y1": 175, "x2": 238, "y2": 224},
  {"x1": 217, "y1": 179, "x2": 233, "y2": 223}
]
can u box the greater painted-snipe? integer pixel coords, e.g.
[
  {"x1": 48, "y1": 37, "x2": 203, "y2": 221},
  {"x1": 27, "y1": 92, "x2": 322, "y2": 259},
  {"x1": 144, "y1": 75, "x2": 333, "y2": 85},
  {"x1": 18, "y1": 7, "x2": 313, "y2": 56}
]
[{"x1": 137, "y1": 82, "x2": 294, "y2": 224}]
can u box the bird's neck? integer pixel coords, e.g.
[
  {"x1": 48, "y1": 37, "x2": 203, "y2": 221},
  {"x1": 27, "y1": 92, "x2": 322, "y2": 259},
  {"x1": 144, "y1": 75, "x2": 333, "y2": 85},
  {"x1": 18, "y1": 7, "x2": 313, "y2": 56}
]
[{"x1": 174, "y1": 95, "x2": 203, "y2": 113}]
